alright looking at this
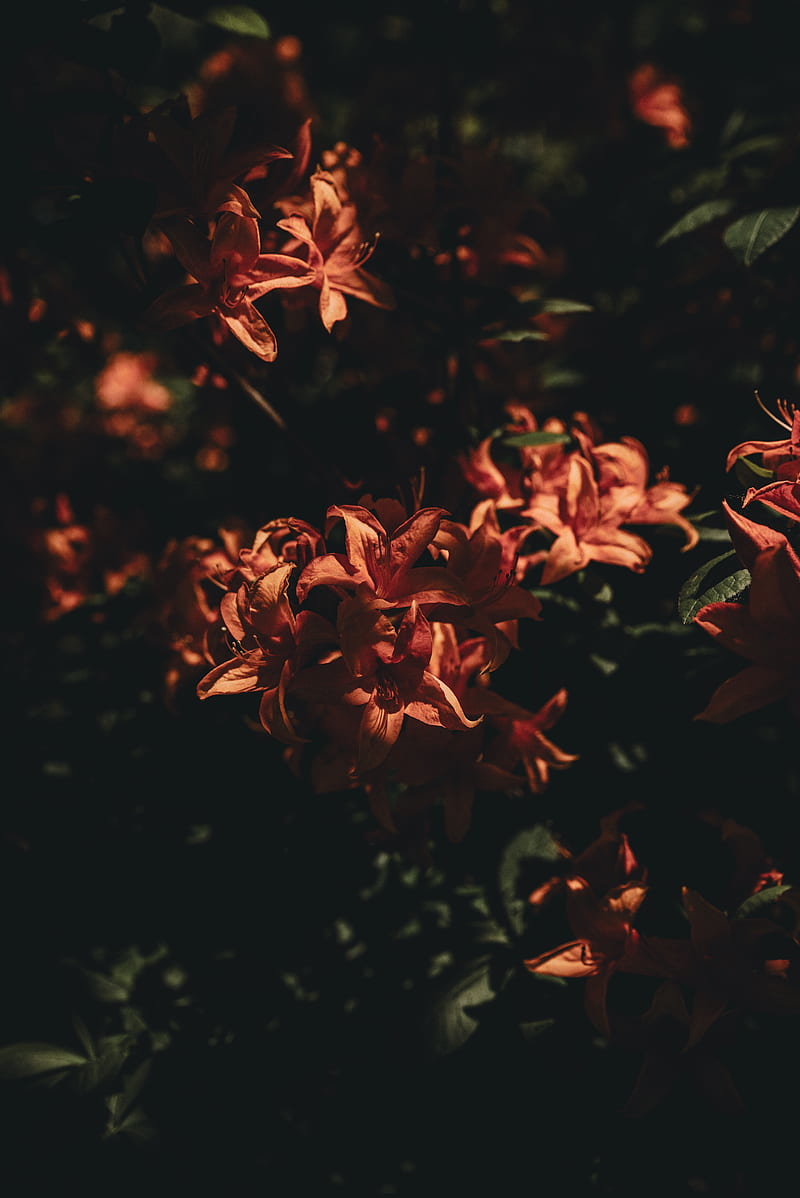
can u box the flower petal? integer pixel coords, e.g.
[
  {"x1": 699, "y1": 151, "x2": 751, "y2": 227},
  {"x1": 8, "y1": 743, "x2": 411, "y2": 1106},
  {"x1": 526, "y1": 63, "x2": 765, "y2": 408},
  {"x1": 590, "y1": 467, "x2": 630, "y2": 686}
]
[{"x1": 222, "y1": 302, "x2": 278, "y2": 361}]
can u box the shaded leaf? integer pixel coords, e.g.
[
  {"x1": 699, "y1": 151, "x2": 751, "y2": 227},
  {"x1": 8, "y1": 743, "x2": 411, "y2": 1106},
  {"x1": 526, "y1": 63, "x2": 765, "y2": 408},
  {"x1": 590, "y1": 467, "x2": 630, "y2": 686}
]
[
  {"x1": 205, "y1": 5, "x2": 270, "y2": 38},
  {"x1": 657, "y1": 199, "x2": 734, "y2": 246},
  {"x1": 537, "y1": 298, "x2": 593, "y2": 314},
  {"x1": 723, "y1": 207, "x2": 800, "y2": 266},
  {"x1": 734, "y1": 884, "x2": 791, "y2": 920},
  {"x1": 502, "y1": 430, "x2": 571, "y2": 449},
  {"x1": 492, "y1": 328, "x2": 549, "y2": 342},
  {"x1": 426, "y1": 955, "x2": 512, "y2": 1055},
  {"x1": 106, "y1": 1060, "x2": 152, "y2": 1131},
  {"x1": 0, "y1": 1043, "x2": 86, "y2": 1081},
  {"x1": 519, "y1": 1017, "x2": 556, "y2": 1044},
  {"x1": 498, "y1": 825, "x2": 563, "y2": 936},
  {"x1": 678, "y1": 550, "x2": 750, "y2": 624},
  {"x1": 733, "y1": 455, "x2": 775, "y2": 488}
]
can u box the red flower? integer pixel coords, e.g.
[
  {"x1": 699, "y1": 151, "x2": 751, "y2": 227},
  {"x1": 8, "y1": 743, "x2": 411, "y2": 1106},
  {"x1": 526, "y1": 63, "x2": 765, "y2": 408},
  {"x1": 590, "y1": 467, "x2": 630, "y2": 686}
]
[
  {"x1": 694, "y1": 515, "x2": 800, "y2": 722},
  {"x1": 144, "y1": 212, "x2": 315, "y2": 360}
]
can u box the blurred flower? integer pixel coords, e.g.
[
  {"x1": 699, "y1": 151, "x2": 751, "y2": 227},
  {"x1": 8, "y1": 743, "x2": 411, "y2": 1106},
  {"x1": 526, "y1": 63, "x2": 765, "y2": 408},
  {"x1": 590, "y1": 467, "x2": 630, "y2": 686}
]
[{"x1": 629, "y1": 64, "x2": 691, "y2": 148}]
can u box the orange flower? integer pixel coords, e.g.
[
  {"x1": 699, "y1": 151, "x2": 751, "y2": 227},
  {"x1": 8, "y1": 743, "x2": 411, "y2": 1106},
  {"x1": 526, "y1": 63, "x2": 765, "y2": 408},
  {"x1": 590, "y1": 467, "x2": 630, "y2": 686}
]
[
  {"x1": 145, "y1": 96, "x2": 292, "y2": 221},
  {"x1": 287, "y1": 599, "x2": 481, "y2": 774},
  {"x1": 525, "y1": 455, "x2": 653, "y2": 583},
  {"x1": 277, "y1": 169, "x2": 395, "y2": 331},
  {"x1": 144, "y1": 212, "x2": 315, "y2": 360},
  {"x1": 629, "y1": 64, "x2": 691, "y2": 148},
  {"x1": 726, "y1": 397, "x2": 800, "y2": 480},
  {"x1": 525, "y1": 879, "x2": 665, "y2": 1035},
  {"x1": 295, "y1": 504, "x2": 468, "y2": 609}
]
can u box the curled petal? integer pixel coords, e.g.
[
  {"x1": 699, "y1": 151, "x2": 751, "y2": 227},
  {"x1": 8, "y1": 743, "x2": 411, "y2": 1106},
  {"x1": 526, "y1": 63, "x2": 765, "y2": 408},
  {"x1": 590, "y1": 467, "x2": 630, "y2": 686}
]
[
  {"x1": 221, "y1": 302, "x2": 278, "y2": 361},
  {"x1": 357, "y1": 691, "x2": 405, "y2": 773},
  {"x1": 404, "y1": 672, "x2": 483, "y2": 730},
  {"x1": 525, "y1": 941, "x2": 600, "y2": 979},
  {"x1": 197, "y1": 650, "x2": 278, "y2": 697}
]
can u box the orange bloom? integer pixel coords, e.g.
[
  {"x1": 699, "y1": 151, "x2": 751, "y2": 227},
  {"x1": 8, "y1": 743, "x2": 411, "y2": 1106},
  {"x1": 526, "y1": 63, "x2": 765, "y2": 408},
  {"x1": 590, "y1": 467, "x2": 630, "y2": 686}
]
[
  {"x1": 629, "y1": 64, "x2": 691, "y2": 149},
  {"x1": 144, "y1": 212, "x2": 315, "y2": 360},
  {"x1": 295, "y1": 504, "x2": 468, "y2": 609},
  {"x1": 525, "y1": 879, "x2": 666, "y2": 1035},
  {"x1": 726, "y1": 397, "x2": 800, "y2": 480},
  {"x1": 145, "y1": 96, "x2": 292, "y2": 221},
  {"x1": 525, "y1": 455, "x2": 654, "y2": 584},
  {"x1": 288, "y1": 599, "x2": 481, "y2": 774},
  {"x1": 277, "y1": 169, "x2": 395, "y2": 331},
  {"x1": 694, "y1": 501, "x2": 800, "y2": 722}
]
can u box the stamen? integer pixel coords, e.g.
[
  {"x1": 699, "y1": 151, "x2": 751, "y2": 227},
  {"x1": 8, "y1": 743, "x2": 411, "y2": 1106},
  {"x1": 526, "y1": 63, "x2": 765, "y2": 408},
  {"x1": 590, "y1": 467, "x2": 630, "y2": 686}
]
[{"x1": 754, "y1": 389, "x2": 793, "y2": 431}]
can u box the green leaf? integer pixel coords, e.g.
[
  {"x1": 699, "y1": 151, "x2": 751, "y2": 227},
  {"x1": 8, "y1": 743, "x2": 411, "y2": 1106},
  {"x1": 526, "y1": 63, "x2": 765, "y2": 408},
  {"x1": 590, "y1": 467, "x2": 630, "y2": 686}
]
[
  {"x1": 678, "y1": 550, "x2": 751, "y2": 624},
  {"x1": 426, "y1": 955, "x2": 512, "y2": 1055},
  {"x1": 537, "y1": 298, "x2": 594, "y2": 314},
  {"x1": 722, "y1": 134, "x2": 782, "y2": 161},
  {"x1": 497, "y1": 825, "x2": 563, "y2": 936},
  {"x1": 106, "y1": 1061, "x2": 152, "y2": 1132},
  {"x1": 733, "y1": 455, "x2": 775, "y2": 488},
  {"x1": 519, "y1": 1017, "x2": 556, "y2": 1044},
  {"x1": 657, "y1": 199, "x2": 735, "y2": 246},
  {"x1": 501, "y1": 430, "x2": 571, "y2": 448},
  {"x1": 723, "y1": 207, "x2": 800, "y2": 266},
  {"x1": 205, "y1": 5, "x2": 270, "y2": 37},
  {"x1": 734, "y1": 884, "x2": 792, "y2": 920},
  {"x1": 0, "y1": 1043, "x2": 87, "y2": 1081},
  {"x1": 492, "y1": 328, "x2": 550, "y2": 342}
]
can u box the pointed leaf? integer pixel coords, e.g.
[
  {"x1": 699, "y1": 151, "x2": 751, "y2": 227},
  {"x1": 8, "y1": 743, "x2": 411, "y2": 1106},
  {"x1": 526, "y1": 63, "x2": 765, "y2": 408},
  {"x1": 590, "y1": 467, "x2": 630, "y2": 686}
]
[
  {"x1": 734, "y1": 884, "x2": 792, "y2": 920},
  {"x1": 501, "y1": 430, "x2": 571, "y2": 449},
  {"x1": 0, "y1": 1043, "x2": 87, "y2": 1080},
  {"x1": 536, "y1": 298, "x2": 594, "y2": 314},
  {"x1": 205, "y1": 5, "x2": 270, "y2": 38},
  {"x1": 678, "y1": 549, "x2": 751, "y2": 624},
  {"x1": 492, "y1": 328, "x2": 549, "y2": 342},
  {"x1": 723, "y1": 207, "x2": 800, "y2": 266},
  {"x1": 657, "y1": 199, "x2": 734, "y2": 246},
  {"x1": 426, "y1": 955, "x2": 512, "y2": 1055}
]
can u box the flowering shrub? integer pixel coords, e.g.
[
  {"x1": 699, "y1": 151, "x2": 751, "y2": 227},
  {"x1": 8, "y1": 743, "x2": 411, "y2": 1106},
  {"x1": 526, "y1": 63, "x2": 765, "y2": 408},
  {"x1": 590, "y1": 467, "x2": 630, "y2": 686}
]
[{"x1": 5, "y1": 4, "x2": 800, "y2": 1196}]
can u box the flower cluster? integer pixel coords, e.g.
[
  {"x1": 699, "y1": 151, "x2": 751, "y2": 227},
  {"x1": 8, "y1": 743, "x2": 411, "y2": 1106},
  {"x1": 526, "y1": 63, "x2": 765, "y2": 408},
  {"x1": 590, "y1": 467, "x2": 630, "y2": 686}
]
[
  {"x1": 694, "y1": 399, "x2": 800, "y2": 722},
  {"x1": 525, "y1": 813, "x2": 794, "y2": 1113},
  {"x1": 192, "y1": 498, "x2": 574, "y2": 838},
  {"x1": 139, "y1": 99, "x2": 394, "y2": 360},
  {"x1": 462, "y1": 405, "x2": 697, "y2": 584}
]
